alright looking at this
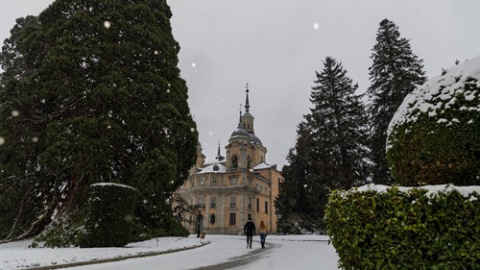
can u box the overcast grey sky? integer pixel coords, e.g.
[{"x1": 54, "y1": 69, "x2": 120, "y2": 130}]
[{"x1": 1, "y1": 0, "x2": 479, "y2": 168}]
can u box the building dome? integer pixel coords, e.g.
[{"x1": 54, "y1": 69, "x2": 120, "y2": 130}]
[
  {"x1": 230, "y1": 127, "x2": 250, "y2": 140},
  {"x1": 249, "y1": 133, "x2": 263, "y2": 145}
]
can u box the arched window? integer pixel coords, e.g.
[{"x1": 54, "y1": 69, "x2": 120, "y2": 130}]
[
  {"x1": 210, "y1": 214, "x2": 216, "y2": 224},
  {"x1": 211, "y1": 197, "x2": 216, "y2": 208},
  {"x1": 231, "y1": 155, "x2": 238, "y2": 169},
  {"x1": 197, "y1": 196, "x2": 204, "y2": 208}
]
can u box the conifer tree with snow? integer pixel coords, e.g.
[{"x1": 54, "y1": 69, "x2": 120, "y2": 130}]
[
  {"x1": 0, "y1": 0, "x2": 197, "y2": 245},
  {"x1": 367, "y1": 19, "x2": 426, "y2": 185},
  {"x1": 277, "y1": 57, "x2": 368, "y2": 232}
]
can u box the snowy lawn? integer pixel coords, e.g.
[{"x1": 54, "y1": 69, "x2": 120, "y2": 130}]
[
  {"x1": 0, "y1": 236, "x2": 206, "y2": 270},
  {"x1": 0, "y1": 234, "x2": 339, "y2": 270}
]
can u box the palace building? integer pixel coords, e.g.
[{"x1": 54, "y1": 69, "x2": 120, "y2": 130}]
[{"x1": 173, "y1": 87, "x2": 282, "y2": 235}]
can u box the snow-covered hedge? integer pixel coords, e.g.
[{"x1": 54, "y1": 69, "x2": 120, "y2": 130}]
[
  {"x1": 325, "y1": 184, "x2": 480, "y2": 269},
  {"x1": 80, "y1": 183, "x2": 138, "y2": 248},
  {"x1": 387, "y1": 56, "x2": 480, "y2": 186}
]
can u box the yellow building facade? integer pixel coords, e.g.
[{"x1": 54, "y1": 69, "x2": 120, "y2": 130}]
[{"x1": 173, "y1": 88, "x2": 282, "y2": 234}]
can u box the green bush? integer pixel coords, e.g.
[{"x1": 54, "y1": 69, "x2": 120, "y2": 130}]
[
  {"x1": 325, "y1": 185, "x2": 480, "y2": 269},
  {"x1": 387, "y1": 57, "x2": 480, "y2": 186},
  {"x1": 80, "y1": 183, "x2": 138, "y2": 248},
  {"x1": 32, "y1": 217, "x2": 85, "y2": 248}
]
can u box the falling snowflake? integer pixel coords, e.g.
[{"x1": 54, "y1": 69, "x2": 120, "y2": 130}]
[
  {"x1": 191, "y1": 62, "x2": 196, "y2": 68},
  {"x1": 104, "y1": 21, "x2": 111, "y2": 29},
  {"x1": 313, "y1": 23, "x2": 319, "y2": 30},
  {"x1": 0, "y1": 137, "x2": 5, "y2": 145},
  {"x1": 11, "y1": 110, "x2": 20, "y2": 117}
]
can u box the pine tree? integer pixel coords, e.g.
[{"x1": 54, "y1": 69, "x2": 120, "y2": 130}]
[
  {"x1": 277, "y1": 123, "x2": 314, "y2": 233},
  {"x1": 0, "y1": 0, "x2": 197, "y2": 244},
  {"x1": 367, "y1": 19, "x2": 426, "y2": 184},
  {"x1": 277, "y1": 57, "x2": 368, "y2": 232}
]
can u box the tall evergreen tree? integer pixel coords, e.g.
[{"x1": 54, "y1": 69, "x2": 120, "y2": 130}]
[
  {"x1": 0, "y1": 0, "x2": 197, "y2": 243},
  {"x1": 277, "y1": 57, "x2": 368, "y2": 232},
  {"x1": 367, "y1": 19, "x2": 426, "y2": 184}
]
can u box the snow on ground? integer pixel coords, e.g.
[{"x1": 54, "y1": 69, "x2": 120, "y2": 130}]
[
  {"x1": 0, "y1": 234, "x2": 339, "y2": 270},
  {"x1": 0, "y1": 236, "x2": 204, "y2": 270}
]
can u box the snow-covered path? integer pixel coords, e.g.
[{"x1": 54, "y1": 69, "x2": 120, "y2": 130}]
[
  {"x1": 0, "y1": 235, "x2": 339, "y2": 270},
  {"x1": 249, "y1": 237, "x2": 339, "y2": 270},
  {"x1": 62, "y1": 235, "x2": 339, "y2": 270}
]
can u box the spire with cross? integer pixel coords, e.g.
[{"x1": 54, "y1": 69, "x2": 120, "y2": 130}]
[{"x1": 245, "y1": 83, "x2": 250, "y2": 113}]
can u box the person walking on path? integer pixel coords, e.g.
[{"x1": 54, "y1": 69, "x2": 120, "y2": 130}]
[
  {"x1": 258, "y1": 221, "x2": 268, "y2": 249},
  {"x1": 244, "y1": 218, "x2": 256, "y2": 248}
]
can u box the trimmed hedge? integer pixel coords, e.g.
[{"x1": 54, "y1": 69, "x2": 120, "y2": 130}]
[
  {"x1": 387, "y1": 57, "x2": 480, "y2": 186},
  {"x1": 80, "y1": 183, "x2": 138, "y2": 248},
  {"x1": 325, "y1": 185, "x2": 480, "y2": 269}
]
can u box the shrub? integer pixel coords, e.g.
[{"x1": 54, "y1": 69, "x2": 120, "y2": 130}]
[
  {"x1": 80, "y1": 183, "x2": 138, "y2": 248},
  {"x1": 387, "y1": 56, "x2": 480, "y2": 186},
  {"x1": 325, "y1": 185, "x2": 480, "y2": 269}
]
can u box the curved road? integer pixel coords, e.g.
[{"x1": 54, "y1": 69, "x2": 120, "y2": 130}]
[{"x1": 189, "y1": 239, "x2": 282, "y2": 270}]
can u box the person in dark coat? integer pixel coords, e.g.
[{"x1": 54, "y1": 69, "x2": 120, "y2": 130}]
[{"x1": 244, "y1": 218, "x2": 256, "y2": 248}]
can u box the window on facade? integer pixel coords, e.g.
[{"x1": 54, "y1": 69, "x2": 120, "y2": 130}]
[
  {"x1": 247, "y1": 156, "x2": 251, "y2": 169},
  {"x1": 210, "y1": 214, "x2": 216, "y2": 224},
  {"x1": 199, "y1": 177, "x2": 205, "y2": 185},
  {"x1": 230, "y1": 176, "x2": 237, "y2": 185},
  {"x1": 230, "y1": 196, "x2": 236, "y2": 208},
  {"x1": 248, "y1": 197, "x2": 252, "y2": 209},
  {"x1": 211, "y1": 197, "x2": 216, "y2": 208},
  {"x1": 256, "y1": 198, "x2": 260, "y2": 212},
  {"x1": 265, "y1": 201, "x2": 268, "y2": 214},
  {"x1": 197, "y1": 197, "x2": 204, "y2": 208},
  {"x1": 212, "y1": 175, "x2": 217, "y2": 185},
  {"x1": 231, "y1": 155, "x2": 238, "y2": 169},
  {"x1": 229, "y1": 213, "x2": 236, "y2": 225}
]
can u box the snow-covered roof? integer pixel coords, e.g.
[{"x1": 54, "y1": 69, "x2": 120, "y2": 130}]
[
  {"x1": 254, "y1": 162, "x2": 276, "y2": 170},
  {"x1": 198, "y1": 163, "x2": 227, "y2": 174},
  {"x1": 388, "y1": 55, "x2": 480, "y2": 136},
  {"x1": 203, "y1": 158, "x2": 226, "y2": 166}
]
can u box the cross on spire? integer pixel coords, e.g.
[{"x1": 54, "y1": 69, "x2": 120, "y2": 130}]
[{"x1": 245, "y1": 83, "x2": 250, "y2": 113}]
